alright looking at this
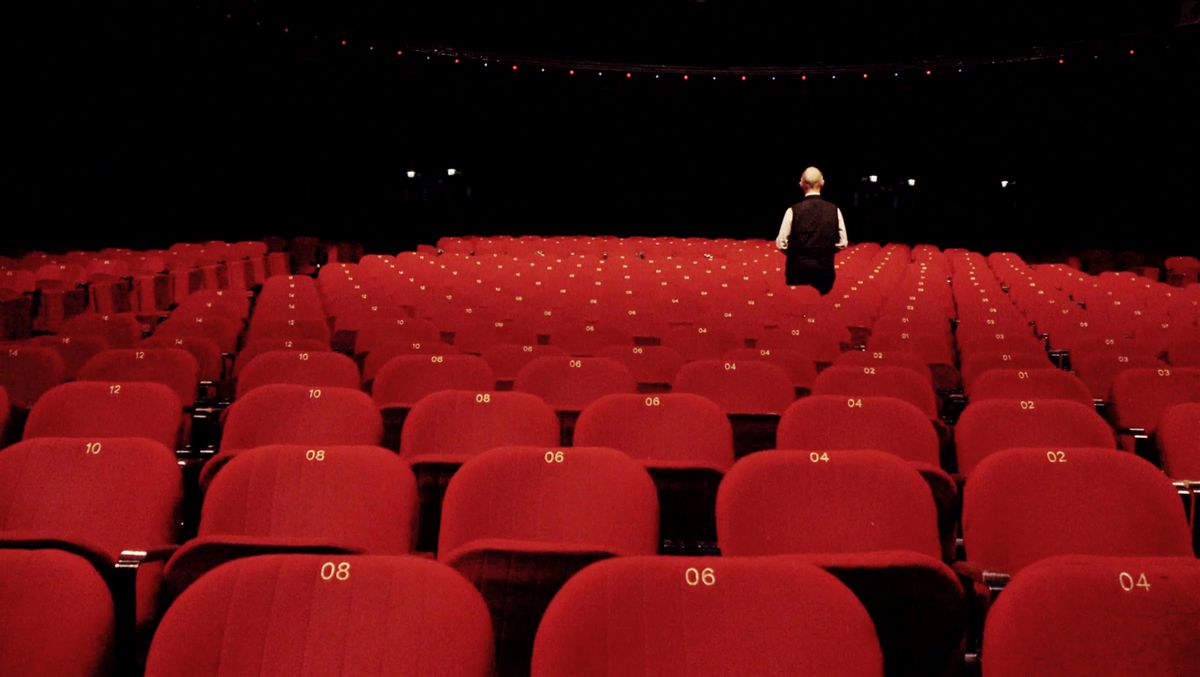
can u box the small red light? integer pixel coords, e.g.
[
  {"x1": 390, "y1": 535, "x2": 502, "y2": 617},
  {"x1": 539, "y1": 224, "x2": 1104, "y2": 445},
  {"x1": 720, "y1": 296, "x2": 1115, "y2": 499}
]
[
  {"x1": 925, "y1": 69, "x2": 932, "y2": 76},
  {"x1": 863, "y1": 73, "x2": 868, "y2": 79},
  {"x1": 683, "y1": 74, "x2": 689, "y2": 80},
  {"x1": 453, "y1": 58, "x2": 460, "y2": 64},
  {"x1": 340, "y1": 40, "x2": 346, "y2": 46},
  {"x1": 283, "y1": 27, "x2": 289, "y2": 33},
  {"x1": 396, "y1": 50, "x2": 403, "y2": 56},
  {"x1": 512, "y1": 64, "x2": 518, "y2": 71},
  {"x1": 1058, "y1": 58, "x2": 1064, "y2": 64},
  {"x1": 626, "y1": 72, "x2": 632, "y2": 78},
  {"x1": 741, "y1": 75, "x2": 747, "y2": 81},
  {"x1": 1129, "y1": 49, "x2": 1135, "y2": 55},
  {"x1": 224, "y1": 13, "x2": 231, "y2": 20},
  {"x1": 569, "y1": 69, "x2": 575, "y2": 76},
  {"x1": 801, "y1": 75, "x2": 807, "y2": 81}
]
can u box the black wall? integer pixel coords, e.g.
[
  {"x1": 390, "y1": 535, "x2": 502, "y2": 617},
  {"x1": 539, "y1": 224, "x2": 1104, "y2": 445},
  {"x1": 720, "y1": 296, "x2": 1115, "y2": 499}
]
[{"x1": 5, "y1": 2, "x2": 1198, "y2": 258}]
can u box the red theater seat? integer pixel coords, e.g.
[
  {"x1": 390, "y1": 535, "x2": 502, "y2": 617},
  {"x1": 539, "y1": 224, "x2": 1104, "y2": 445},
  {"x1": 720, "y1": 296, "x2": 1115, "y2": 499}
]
[
  {"x1": 0, "y1": 344, "x2": 67, "y2": 410},
  {"x1": 1111, "y1": 367, "x2": 1200, "y2": 450},
  {"x1": 813, "y1": 365, "x2": 938, "y2": 419},
  {"x1": 233, "y1": 337, "x2": 330, "y2": 377},
  {"x1": 400, "y1": 390, "x2": 560, "y2": 552},
  {"x1": 575, "y1": 393, "x2": 734, "y2": 551},
  {"x1": 954, "y1": 399, "x2": 1114, "y2": 474},
  {"x1": 673, "y1": 359, "x2": 795, "y2": 457},
  {"x1": 32, "y1": 334, "x2": 109, "y2": 378},
  {"x1": 513, "y1": 356, "x2": 637, "y2": 444},
  {"x1": 439, "y1": 446, "x2": 659, "y2": 677},
  {"x1": 146, "y1": 555, "x2": 494, "y2": 677},
  {"x1": 481, "y1": 343, "x2": 568, "y2": 384},
  {"x1": 966, "y1": 368, "x2": 1094, "y2": 407},
  {"x1": 24, "y1": 382, "x2": 183, "y2": 449},
  {"x1": 234, "y1": 349, "x2": 360, "y2": 398},
  {"x1": 0, "y1": 549, "x2": 115, "y2": 676},
  {"x1": 219, "y1": 384, "x2": 382, "y2": 451},
  {"x1": 1157, "y1": 402, "x2": 1200, "y2": 479},
  {"x1": 167, "y1": 444, "x2": 416, "y2": 595},
  {"x1": 532, "y1": 557, "x2": 883, "y2": 677},
  {"x1": 982, "y1": 555, "x2": 1200, "y2": 677},
  {"x1": 777, "y1": 395, "x2": 940, "y2": 467},
  {"x1": 0, "y1": 437, "x2": 182, "y2": 632},
  {"x1": 78, "y1": 347, "x2": 200, "y2": 407},
  {"x1": 142, "y1": 334, "x2": 223, "y2": 383},
  {"x1": 716, "y1": 449, "x2": 966, "y2": 677},
  {"x1": 595, "y1": 344, "x2": 687, "y2": 390},
  {"x1": 962, "y1": 448, "x2": 1192, "y2": 578},
  {"x1": 59, "y1": 313, "x2": 143, "y2": 348}
]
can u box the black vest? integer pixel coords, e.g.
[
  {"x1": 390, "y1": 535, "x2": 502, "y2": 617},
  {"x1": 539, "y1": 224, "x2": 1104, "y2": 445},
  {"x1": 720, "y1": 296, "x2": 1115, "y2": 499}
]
[{"x1": 786, "y1": 194, "x2": 840, "y2": 264}]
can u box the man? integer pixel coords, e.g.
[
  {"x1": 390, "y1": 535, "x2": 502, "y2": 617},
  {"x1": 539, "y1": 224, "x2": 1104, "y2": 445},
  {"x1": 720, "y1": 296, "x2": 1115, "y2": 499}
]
[{"x1": 775, "y1": 166, "x2": 848, "y2": 294}]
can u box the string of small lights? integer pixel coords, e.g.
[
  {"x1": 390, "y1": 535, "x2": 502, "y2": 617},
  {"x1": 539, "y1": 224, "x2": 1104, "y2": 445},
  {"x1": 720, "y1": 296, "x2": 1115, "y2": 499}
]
[{"x1": 214, "y1": 4, "x2": 1156, "y2": 83}]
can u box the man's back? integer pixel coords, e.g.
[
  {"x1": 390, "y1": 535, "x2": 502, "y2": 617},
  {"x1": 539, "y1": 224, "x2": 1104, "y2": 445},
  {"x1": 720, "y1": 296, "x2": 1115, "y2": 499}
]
[{"x1": 787, "y1": 194, "x2": 840, "y2": 259}]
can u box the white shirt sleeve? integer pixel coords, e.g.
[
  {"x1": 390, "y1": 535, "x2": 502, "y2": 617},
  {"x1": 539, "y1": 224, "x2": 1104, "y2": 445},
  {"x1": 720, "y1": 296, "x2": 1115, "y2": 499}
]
[
  {"x1": 776, "y1": 208, "x2": 793, "y2": 250},
  {"x1": 836, "y1": 209, "x2": 848, "y2": 249}
]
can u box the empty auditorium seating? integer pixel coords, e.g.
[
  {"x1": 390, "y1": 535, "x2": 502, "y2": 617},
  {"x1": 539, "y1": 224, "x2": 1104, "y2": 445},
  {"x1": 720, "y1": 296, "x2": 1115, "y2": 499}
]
[
  {"x1": 532, "y1": 557, "x2": 884, "y2": 677},
  {"x1": 575, "y1": 393, "x2": 734, "y2": 550},
  {"x1": 142, "y1": 334, "x2": 223, "y2": 383},
  {"x1": 439, "y1": 446, "x2": 659, "y2": 676},
  {"x1": 962, "y1": 448, "x2": 1192, "y2": 578},
  {"x1": 1158, "y1": 402, "x2": 1200, "y2": 479},
  {"x1": 24, "y1": 382, "x2": 183, "y2": 449},
  {"x1": 954, "y1": 399, "x2": 1115, "y2": 474},
  {"x1": 233, "y1": 337, "x2": 330, "y2": 377},
  {"x1": 0, "y1": 437, "x2": 182, "y2": 631},
  {"x1": 146, "y1": 555, "x2": 494, "y2": 677},
  {"x1": 663, "y1": 325, "x2": 744, "y2": 361},
  {"x1": 219, "y1": 384, "x2": 382, "y2": 451},
  {"x1": 813, "y1": 364, "x2": 938, "y2": 419},
  {"x1": 833, "y1": 348, "x2": 934, "y2": 383},
  {"x1": 725, "y1": 347, "x2": 818, "y2": 395},
  {"x1": 960, "y1": 352, "x2": 1054, "y2": 390},
  {"x1": 716, "y1": 449, "x2": 966, "y2": 677},
  {"x1": 481, "y1": 343, "x2": 568, "y2": 386},
  {"x1": 549, "y1": 323, "x2": 633, "y2": 355},
  {"x1": 360, "y1": 338, "x2": 461, "y2": 386},
  {"x1": 166, "y1": 444, "x2": 417, "y2": 594},
  {"x1": 982, "y1": 555, "x2": 1200, "y2": 676},
  {"x1": 1072, "y1": 353, "x2": 1166, "y2": 402},
  {"x1": 966, "y1": 368, "x2": 1094, "y2": 407},
  {"x1": 400, "y1": 390, "x2": 560, "y2": 551},
  {"x1": 0, "y1": 549, "x2": 114, "y2": 676},
  {"x1": 354, "y1": 316, "x2": 441, "y2": 355},
  {"x1": 234, "y1": 349, "x2": 360, "y2": 398},
  {"x1": 78, "y1": 347, "x2": 200, "y2": 406}
]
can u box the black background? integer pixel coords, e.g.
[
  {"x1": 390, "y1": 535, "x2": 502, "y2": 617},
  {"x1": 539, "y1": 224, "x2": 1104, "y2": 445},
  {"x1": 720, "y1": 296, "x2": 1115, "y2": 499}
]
[{"x1": 5, "y1": 1, "x2": 1198, "y2": 258}]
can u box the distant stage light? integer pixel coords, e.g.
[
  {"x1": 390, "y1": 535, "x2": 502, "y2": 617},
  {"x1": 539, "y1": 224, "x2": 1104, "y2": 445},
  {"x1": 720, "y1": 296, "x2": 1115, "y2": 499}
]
[
  {"x1": 447, "y1": 168, "x2": 458, "y2": 176},
  {"x1": 907, "y1": 179, "x2": 916, "y2": 186},
  {"x1": 869, "y1": 175, "x2": 878, "y2": 183},
  {"x1": 406, "y1": 171, "x2": 417, "y2": 179},
  {"x1": 1001, "y1": 180, "x2": 1010, "y2": 188}
]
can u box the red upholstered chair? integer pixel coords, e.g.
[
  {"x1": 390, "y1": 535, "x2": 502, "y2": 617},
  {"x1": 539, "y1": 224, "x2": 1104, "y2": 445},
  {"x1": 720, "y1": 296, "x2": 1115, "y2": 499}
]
[
  {"x1": 360, "y1": 339, "x2": 461, "y2": 387},
  {"x1": 400, "y1": 390, "x2": 560, "y2": 552},
  {"x1": 59, "y1": 313, "x2": 143, "y2": 348},
  {"x1": 32, "y1": 334, "x2": 109, "y2": 378},
  {"x1": 756, "y1": 327, "x2": 842, "y2": 366},
  {"x1": 155, "y1": 314, "x2": 241, "y2": 354},
  {"x1": 167, "y1": 444, "x2": 416, "y2": 595},
  {"x1": 1071, "y1": 353, "x2": 1165, "y2": 403},
  {"x1": 233, "y1": 337, "x2": 329, "y2": 378},
  {"x1": 966, "y1": 368, "x2": 1094, "y2": 407},
  {"x1": 514, "y1": 356, "x2": 637, "y2": 444},
  {"x1": 982, "y1": 555, "x2": 1200, "y2": 677},
  {"x1": 0, "y1": 437, "x2": 182, "y2": 633},
  {"x1": 549, "y1": 323, "x2": 634, "y2": 356},
  {"x1": 962, "y1": 448, "x2": 1192, "y2": 582},
  {"x1": 960, "y1": 352, "x2": 1054, "y2": 391},
  {"x1": 725, "y1": 347, "x2": 819, "y2": 396},
  {"x1": 146, "y1": 555, "x2": 494, "y2": 677},
  {"x1": 717, "y1": 449, "x2": 966, "y2": 677},
  {"x1": 371, "y1": 354, "x2": 496, "y2": 448},
  {"x1": 777, "y1": 395, "x2": 940, "y2": 466},
  {"x1": 662, "y1": 325, "x2": 744, "y2": 361},
  {"x1": 142, "y1": 335, "x2": 223, "y2": 384},
  {"x1": 354, "y1": 316, "x2": 441, "y2": 355},
  {"x1": 0, "y1": 549, "x2": 115, "y2": 676},
  {"x1": 24, "y1": 382, "x2": 183, "y2": 449},
  {"x1": 481, "y1": 343, "x2": 568, "y2": 386},
  {"x1": 0, "y1": 344, "x2": 67, "y2": 410},
  {"x1": 532, "y1": 557, "x2": 883, "y2": 677},
  {"x1": 813, "y1": 365, "x2": 938, "y2": 419},
  {"x1": 219, "y1": 384, "x2": 382, "y2": 452},
  {"x1": 954, "y1": 400, "x2": 1115, "y2": 474},
  {"x1": 574, "y1": 393, "x2": 734, "y2": 552},
  {"x1": 1111, "y1": 367, "x2": 1200, "y2": 451},
  {"x1": 1157, "y1": 402, "x2": 1200, "y2": 480},
  {"x1": 78, "y1": 348, "x2": 200, "y2": 407},
  {"x1": 833, "y1": 349, "x2": 934, "y2": 384},
  {"x1": 234, "y1": 349, "x2": 360, "y2": 399},
  {"x1": 595, "y1": 344, "x2": 687, "y2": 391},
  {"x1": 673, "y1": 359, "x2": 796, "y2": 457},
  {"x1": 439, "y1": 446, "x2": 659, "y2": 677}
]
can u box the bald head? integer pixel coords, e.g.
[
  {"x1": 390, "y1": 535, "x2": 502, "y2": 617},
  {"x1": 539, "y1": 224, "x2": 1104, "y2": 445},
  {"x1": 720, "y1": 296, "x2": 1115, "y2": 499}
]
[{"x1": 800, "y1": 167, "x2": 825, "y2": 193}]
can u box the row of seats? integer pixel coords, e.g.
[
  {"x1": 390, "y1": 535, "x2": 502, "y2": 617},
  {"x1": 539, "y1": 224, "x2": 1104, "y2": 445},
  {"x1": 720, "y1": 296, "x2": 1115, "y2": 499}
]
[{"x1": 1, "y1": 442, "x2": 1194, "y2": 675}]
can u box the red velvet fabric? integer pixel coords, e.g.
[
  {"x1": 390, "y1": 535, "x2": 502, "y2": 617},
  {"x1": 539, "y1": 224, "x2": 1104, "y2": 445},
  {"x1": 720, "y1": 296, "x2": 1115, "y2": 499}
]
[
  {"x1": 78, "y1": 347, "x2": 200, "y2": 406},
  {"x1": 513, "y1": 356, "x2": 637, "y2": 412},
  {"x1": 24, "y1": 381, "x2": 182, "y2": 449},
  {"x1": 955, "y1": 399, "x2": 1115, "y2": 474},
  {"x1": 574, "y1": 393, "x2": 734, "y2": 473},
  {"x1": 776, "y1": 395, "x2": 940, "y2": 466},
  {"x1": 399, "y1": 390, "x2": 559, "y2": 465},
  {"x1": 674, "y1": 359, "x2": 796, "y2": 415},
  {"x1": 813, "y1": 365, "x2": 938, "y2": 418},
  {"x1": 372, "y1": 355, "x2": 495, "y2": 408},
  {"x1": 220, "y1": 384, "x2": 382, "y2": 452},
  {"x1": 235, "y1": 350, "x2": 360, "y2": 398}
]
